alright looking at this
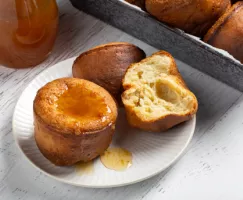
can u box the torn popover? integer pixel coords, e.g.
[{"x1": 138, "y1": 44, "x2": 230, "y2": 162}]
[
  {"x1": 122, "y1": 51, "x2": 198, "y2": 132},
  {"x1": 33, "y1": 78, "x2": 117, "y2": 166},
  {"x1": 72, "y1": 42, "x2": 146, "y2": 102}
]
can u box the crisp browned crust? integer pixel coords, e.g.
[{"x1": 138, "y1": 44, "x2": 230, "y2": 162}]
[
  {"x1": 124, "y1": 107, "x2": 193, "y2": 132},
  {"x1": 204, "y1": 2, "x2": 243, "y2": 63},
  {"x1": 34, "y1": 78, "x2": 117, "y2": 134},
  {"x1": 122, "y1": 51, "x2": 198, "y2": 132},
  {"x1": 33, "y1": 78, "x2": 117, "y2": 166},
  {"x1": 145, "y1": 0, "x2": 231, "y2": 37},
  {"x1": 34, "y1": 114, "x2": 115, "y2": 166},
  {"x1": 72, "y1": 42, "x2": 146, "y2": 101}
]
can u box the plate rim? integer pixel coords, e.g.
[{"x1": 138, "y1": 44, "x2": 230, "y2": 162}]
[{"x1": 12, "y1": 57, "x2": 196, "y2": 188}]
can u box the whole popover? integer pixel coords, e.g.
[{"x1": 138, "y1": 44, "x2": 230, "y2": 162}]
[
  {"x1": 72, "y1": 42, "x2": 146, "y2": 102},
  {"x1": 204, "y1": 2, "x2": 243, "y2": 63},
  {"x1": 33, "y1": 78, "x2": 118, "y2": 166},
  {"x1": 145, "y1": 0, "x2": 231, "y2": 37}
]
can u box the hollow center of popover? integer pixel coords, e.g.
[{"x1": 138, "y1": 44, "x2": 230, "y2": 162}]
[{"x1": 57, "y1": 86, "x2": 111, "y2": 122}]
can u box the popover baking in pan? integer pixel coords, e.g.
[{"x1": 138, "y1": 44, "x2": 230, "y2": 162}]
[
  {"x1": 122, "y1": 51, "x2": 198, "y2": 132},
  {"x1": 72, "y1": 42, "x2": 146, "y2": 101},
  {"x1": 33, "y1": 78, "x2": 118, "y2": 166},
  {"x1": 145, "y1": 0, "x2": 231, "y2": 37},
  {"x1": 204, "y1": 2, "x2": 243, "y2": 63}
]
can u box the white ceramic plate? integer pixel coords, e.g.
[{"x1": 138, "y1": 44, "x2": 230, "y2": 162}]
[{"x1": 12, "y1": 57, "x2": 196, "y2": 188}]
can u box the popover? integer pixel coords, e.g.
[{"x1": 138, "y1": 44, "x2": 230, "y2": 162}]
[
  {"x1": 122, "y1": 51, "x2": 198, "y2": 132},
  {"x1": 145, "y1": 0, "x2": 231, "y2": 37},
  {"x1": 34, "y1": 78, "x2": 118, "y2": 166},
  {"x1": 72, "y1": 42, "x2": 146, "y2": 102},
  {"x1": 204, "y1": 2, "x2": 243, "y2": 63}
]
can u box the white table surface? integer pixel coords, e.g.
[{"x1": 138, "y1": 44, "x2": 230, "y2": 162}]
[{"x1": 1, "y1": 1, "x2": 243, "y2": 199}]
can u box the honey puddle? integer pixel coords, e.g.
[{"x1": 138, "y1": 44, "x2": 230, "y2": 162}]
[
  {"x1": 75, "y1": 161, "x2": 94, "y2": 176},
  {"x1": 100, "y1": 147, "x2": 132, "y2": 171},
  {"x1": 57, "y1": 86, "x2": 111, "y2": 123}
]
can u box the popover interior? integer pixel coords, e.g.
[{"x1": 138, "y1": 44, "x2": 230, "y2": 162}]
[{"x1": 122, "y1": 51, "x2": 198, "y2": 132}]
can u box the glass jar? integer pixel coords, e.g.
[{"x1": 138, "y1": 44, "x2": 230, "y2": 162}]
[{"x1": 0, "y1": 0, "x2": 58, "y2": 68}]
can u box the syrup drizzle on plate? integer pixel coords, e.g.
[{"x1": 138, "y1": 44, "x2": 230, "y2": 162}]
[{"x1": 100, "y1": 147, "x2": 132, "y2": 171}]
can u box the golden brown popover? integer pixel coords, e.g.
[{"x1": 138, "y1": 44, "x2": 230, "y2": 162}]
[
  {"x1": 204, "y1": 2, "x2": 243, "y2": 63},
  {"x1": 145, "y1": 0, "x2": 231, "y2": 37},
  {"x1": 34, "y1": 78, "x2": 118, "y2": 166},
  {"x1": 122, "y1": 51, "x2": 198, "y2": 132},
  {"x1": 72, "y1": 42, "x2": 146, "y2": 101}
]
